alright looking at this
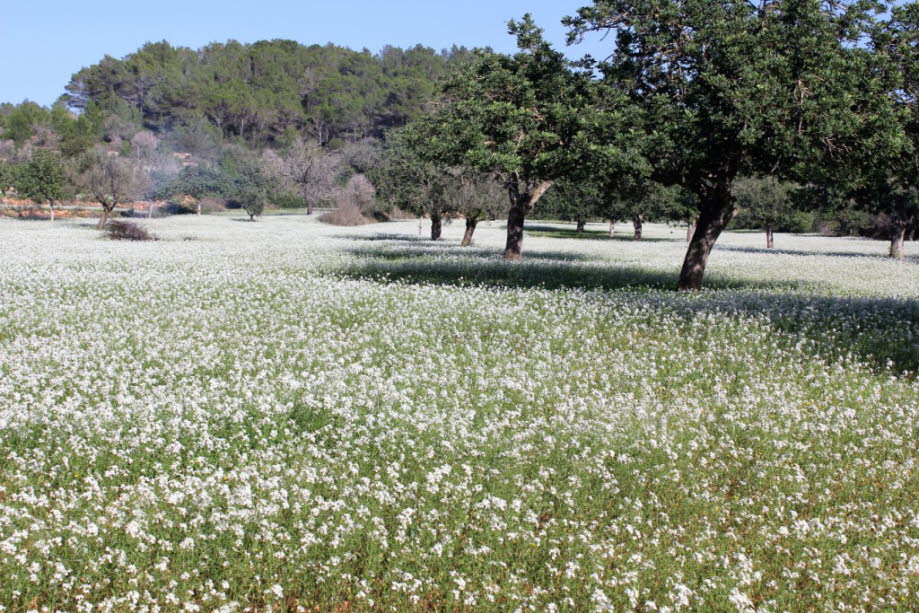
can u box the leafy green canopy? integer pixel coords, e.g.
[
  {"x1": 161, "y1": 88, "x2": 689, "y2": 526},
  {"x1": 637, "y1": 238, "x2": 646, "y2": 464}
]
[
  {"x1": 415, "y1": 16, "x2": 645, "y2": 200},
  {"x1": 15, "y1": 151, "x2": 65, "y2": 205},
  {"x1": 567, "y1": 0, "x2": 898, "y2": 189}
]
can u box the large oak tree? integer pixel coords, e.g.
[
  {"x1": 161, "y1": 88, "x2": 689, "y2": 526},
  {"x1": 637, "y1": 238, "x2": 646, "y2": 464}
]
[{"x1": 566, "y1": 0, "x2": 898, "y2": 289}]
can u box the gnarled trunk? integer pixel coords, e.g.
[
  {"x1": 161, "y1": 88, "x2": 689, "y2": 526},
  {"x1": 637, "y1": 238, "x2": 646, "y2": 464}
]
[
  {"x1": 576, "y1": 218, "x2": 586, "y2": 233},
  {"x1": 686, "y1": 219, "x2": 697, "y2": 243},
  {"x1": 633, "y1": 215, "x2": 643, "y2": 241},
  {"x1": 503, "y1": 179, "x2": 553, "y2": 260},
  {"x1": 431, "y1": 213, "x2": 442, "y2": 241},
  {"x1": 678, "y1": 187, "x2": 735, "y2": 291},
  {"x1": 766, "y1": 227, "x2": 774, "y2": 249},
  {"x1": 609, "y1": 220, "x2": 616, "y2": 239},
  {"x1": 461, "y1": 217, "x2": 478, "y2": 247},
  {"x1": 97, "y1": 205, "x2": 112, "y2": 230},
  {"x1": 890, "y1": 224, "x2": 907, "y2": 259}
]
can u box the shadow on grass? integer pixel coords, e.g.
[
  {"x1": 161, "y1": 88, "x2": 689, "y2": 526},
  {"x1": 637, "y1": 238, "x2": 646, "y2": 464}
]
[
  {"x1": 525, "y1": 224, "x2": 678, "y2": 243},
  {"x1": 717, "y1": 243, "x2": 919, "y2": 263},
  {"x1": 338, "y1": 243, "x2": 802, "y2": 293},
  {"x1": 335, "y1": 244, "x2": 919, "y2": 374},
  {"x1": 342, "y1": 237, "x2": 594, "y2": 263}
]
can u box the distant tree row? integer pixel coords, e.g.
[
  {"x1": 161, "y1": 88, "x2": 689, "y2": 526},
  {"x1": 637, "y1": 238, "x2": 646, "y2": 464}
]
[{"x1": 54, "y1": 40, "x2": 475, "y2": 147}]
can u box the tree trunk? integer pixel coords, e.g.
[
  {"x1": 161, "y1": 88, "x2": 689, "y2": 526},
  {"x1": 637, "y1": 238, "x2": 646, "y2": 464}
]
[
  {"x1": 678, "y1": 188, "x2": 735, "y2": 291},
  {"x1": 97, "y1": 205, "x2": 111, "y2": 230},
  {"x1": 431, "y1": 213, "x2": 442, "y2": 241},
  {"x1": 609, "y1": 220, "x2": 615, "y2": 239},
  {"x1": 633, "y1": 215, "x2": 643, "y2": 241},
  {"x1": 686, "y1": 219, "x2": 697, "y2": 242},
  {"x1": 461, "y1": 217, "x2": 478, "y2": 247},
  {"x1": 576, "y1": 218, "x2": 586, "y2": 233},
  {"x1": 148, "y1": 201, "x2": 154, "y2": 219},
  {"x1": 49, "y1": 202, "x2": 55, "y2": 222},
  {"x1": 196, "y1": 201, "x2": 202, "y2": 216},
  {"x1": 306, "y1": 201, "x2": 314, "y2": 216},
  {"x1": 503, "y1": 180, "x2": 553, "y2": 260},
  {"x1": 766, "y1": 227, "x2": 775, "y2": 249},
  {"x1": 890, "y1": 224, "x2": 907, "y2": 259}
]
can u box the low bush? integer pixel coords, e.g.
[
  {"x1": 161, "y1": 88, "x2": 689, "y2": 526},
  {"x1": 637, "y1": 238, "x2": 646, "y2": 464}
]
[
  {"x1": 105, "y1": 220, "x2": 157, "y2": 241},
  {"x1": 319, "y1": 200, "x2": 375, "y2": 226}
]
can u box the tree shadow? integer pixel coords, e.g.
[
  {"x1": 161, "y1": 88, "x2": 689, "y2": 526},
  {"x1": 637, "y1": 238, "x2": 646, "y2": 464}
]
[
  {"x1": 343, "y1": 236, "x2": 594, "y2": 263},
  {"x1": 338, "y1": 243, "x2": 801, "y2": 293},
  {"x1": 336, "y1": 244, "x2": 919, "y2": 375},
  {"x1": 717, "y1": 243, "x2": 919, "y2": 263},
  {"x1": 524, "y1": 224, "x2": 679, "y2": 242}
]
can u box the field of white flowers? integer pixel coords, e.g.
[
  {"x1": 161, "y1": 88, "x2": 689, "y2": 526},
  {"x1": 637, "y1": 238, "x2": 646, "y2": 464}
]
[{"x1": 0, "y1": 215, "x2": 917, "y2": 611}]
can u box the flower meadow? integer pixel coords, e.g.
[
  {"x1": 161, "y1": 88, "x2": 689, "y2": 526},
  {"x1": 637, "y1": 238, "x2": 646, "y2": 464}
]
[{"x1": 0, "y1": 216, "x2": 917, "y2": 612}]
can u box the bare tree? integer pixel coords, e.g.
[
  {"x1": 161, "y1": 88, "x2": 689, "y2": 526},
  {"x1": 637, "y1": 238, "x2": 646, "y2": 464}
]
[
  {"x1": 282, "y1": 139, "x2": 339, "y2": 215},
  {"x1": 75, "y1": 149, "x2": 146, "y2": 229}
]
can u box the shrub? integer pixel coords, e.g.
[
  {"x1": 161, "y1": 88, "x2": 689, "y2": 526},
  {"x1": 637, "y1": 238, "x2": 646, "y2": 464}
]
[
  {"x1": 319, "y1": 200, "x2": 374, "y2": 226},
  {"x1": 105, "y1": 220, "x2": 157, "y2": 241}
]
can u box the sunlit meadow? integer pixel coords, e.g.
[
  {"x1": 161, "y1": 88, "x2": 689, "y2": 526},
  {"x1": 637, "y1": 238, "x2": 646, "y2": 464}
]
[{"x1": 0, "y1": 215, "x2": 917, "y2": 611}]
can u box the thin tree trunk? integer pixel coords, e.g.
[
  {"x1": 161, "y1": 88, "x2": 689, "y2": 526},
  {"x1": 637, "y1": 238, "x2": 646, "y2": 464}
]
[
  {"x1": 431, "y1": 213, "x2": 442, "y2": 241},
  {"x1": 461, "y1": 217, "x2": 478, "y2": 247},
  {"x1": 890, "y1": 224, "x2": 907, "y2": 259},
  {"x1": 49, "y1": 202, "x2": 55, "y2": 222},
  {"x1": 196, "y1": 201, "x2": 202, "y2": 216},
  {"x1": 148, "y1": 201, "x2": 154, "y2": 219},
  {"x1": 97, "y1": 205, "x2": 111, "y2": 230},
  {"x1": 766, "y1": 227, "x2": 774, "y2": 249},
  {"x1": 576, "y1": 218, "x2": 586, "y2": 233},
  {"x1": 678, "y1": 189, "x2": 735, "y2": 291},
  {"x1": 686, "y1": 219, "x2": 696, "y2": 242},
  {"x1": 633, "y1": 215, "x2": 643, "y2": 240},
  {"x1": 503, "y1": 180, "x2": 553, "y2": 260},
  {"x1": 609, "y1": 220, "x2": 615, "y2": 239}
]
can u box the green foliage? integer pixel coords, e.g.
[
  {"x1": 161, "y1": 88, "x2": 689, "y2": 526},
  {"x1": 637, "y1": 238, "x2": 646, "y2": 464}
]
[
  {"x1": 732, "y1": 176, "x2": 800, "y2": 231},
  {"x1": 63, "y1": 40, "x2": 473, "y2": 146},
  {"x1": 420, "y1": 17, "x2": 608, "y2": 193},
  {"x1": 568, "y1": 0, "x2": 898, "y2": 190},
  {"x1": 15, "y1": 150, "x2": 66, "y2": 204},
  {"x1": 1, "y1": 101, "x2": 50, "y2": 144}
]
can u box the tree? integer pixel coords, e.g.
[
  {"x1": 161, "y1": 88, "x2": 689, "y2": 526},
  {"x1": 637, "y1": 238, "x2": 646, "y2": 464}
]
[
  {"x1": 0, "y1": 161, "x2": 19, "y2": 205},
  {"x1": 16, "y1": 150, "x2": 66, "y2": 220},
  {"x1": 282, "y1": 138, "x2": 339, "y2": 215},
  {"x1": 238, "y1": 185, "x2": 267, "y2": 221},
  {"x1": 733, "y1": 177, "x2": 799, "y2": 249},
  {"x1": 443, "y1": 169, "x2": 506, "y2": 246},
  {"x1": 375, "y1": 128, "x2": 450, "y2": 240},
  {"x1": 567, "y1": 0, "x2": 898, "y2": 289},
  {"x1": 418, "y1": 16, "x2": 637, "y2": 259},
  {"x1": 74, "y1": 149, "x2": 146, "y2": 228},
  {"x1": 867, "y1": 3, "x2": 919, "y2": 259}
]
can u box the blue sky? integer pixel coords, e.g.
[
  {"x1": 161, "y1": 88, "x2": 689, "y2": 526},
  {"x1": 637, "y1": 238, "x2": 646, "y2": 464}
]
[{"x1": 0, "y1": 0, "x2": 607, "y2": 107}]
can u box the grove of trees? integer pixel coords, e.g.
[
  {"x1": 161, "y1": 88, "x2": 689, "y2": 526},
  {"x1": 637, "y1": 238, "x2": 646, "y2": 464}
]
[{"x1": 1, "y1": 1, "x2": 917, "y2": 288}]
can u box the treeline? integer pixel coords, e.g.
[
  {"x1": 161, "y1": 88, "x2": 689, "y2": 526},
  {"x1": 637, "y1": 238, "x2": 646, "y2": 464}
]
[{"x1": 0, "y1": 40, "x2": 480, "y2": 224}]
